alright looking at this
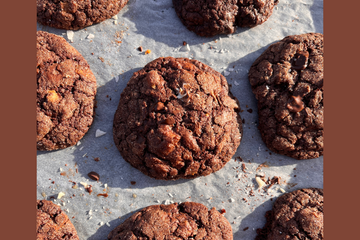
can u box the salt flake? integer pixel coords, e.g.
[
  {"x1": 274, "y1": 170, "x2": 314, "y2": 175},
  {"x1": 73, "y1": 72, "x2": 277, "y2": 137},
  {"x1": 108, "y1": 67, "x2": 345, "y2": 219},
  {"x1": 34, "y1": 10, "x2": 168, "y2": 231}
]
[
  {"x1": 87, "y1": 34, "x2": 95, "y2": 39},
  {"x1": 95, "y1": 129, "x2": 106, "y2": 137},
  {"x1": 66, "y1": 31, "x2": 74, "y2": 42},
  {"x1": 223, "y1": 70, "x2": 230, "y2": 77}
]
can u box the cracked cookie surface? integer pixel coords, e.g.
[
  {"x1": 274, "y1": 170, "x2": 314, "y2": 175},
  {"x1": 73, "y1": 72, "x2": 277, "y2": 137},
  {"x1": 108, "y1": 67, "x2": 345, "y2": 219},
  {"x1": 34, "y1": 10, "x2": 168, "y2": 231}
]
[
  {"x1": 173, "y1": 0, "x2": 278, "y2": 37},
  {"x1": 256, "y1": 188, "x2": 323, "y2": 240},
  {"x1": 108, "y1": 202, "x2": 233, "y2": 240},
  {"x1": 37, "y1": 31, "x2": 97, "y2": 151},
  {"x1": 248, "y1": 33, "x2": 323, "y2": 159},
  {"x1": 113, "y1": 57, "x2": 242, "y2": 180},
  {"x1": 37, "y1": 200, "x2": 79, "y2": 240},
  {"x1": 237, "y1": 0, "x2": 279, "y2": 28},
  {"x1": 37, "y1": 0, "x2": 129, "y2": 30}
]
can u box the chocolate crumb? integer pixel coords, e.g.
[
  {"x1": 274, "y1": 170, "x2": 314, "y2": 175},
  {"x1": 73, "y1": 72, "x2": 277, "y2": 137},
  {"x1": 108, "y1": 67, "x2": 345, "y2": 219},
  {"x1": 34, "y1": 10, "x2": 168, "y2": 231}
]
[
  {"x1": 241, "y1": 163, "x2": 246, "y2": 173},
  {"x1": 97, "y1": 193, "x2": 109, "y2": 198},
  {"x1": 256, "y1": 162, "x2": 269, "y2": 171},
  {"x1": 85, "y1": 185, "x2": 93, "y2": 194},
  {"x1": 88, "y1": 171, "x2": 100, "y2": 181}
]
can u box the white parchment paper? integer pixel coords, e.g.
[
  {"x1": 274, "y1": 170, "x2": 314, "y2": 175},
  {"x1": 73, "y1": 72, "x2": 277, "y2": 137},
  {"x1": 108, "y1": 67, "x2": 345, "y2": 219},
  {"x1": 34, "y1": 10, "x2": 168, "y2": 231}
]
[{"x1": 37, "y1": 1, "x2": 323, "y2": 239}]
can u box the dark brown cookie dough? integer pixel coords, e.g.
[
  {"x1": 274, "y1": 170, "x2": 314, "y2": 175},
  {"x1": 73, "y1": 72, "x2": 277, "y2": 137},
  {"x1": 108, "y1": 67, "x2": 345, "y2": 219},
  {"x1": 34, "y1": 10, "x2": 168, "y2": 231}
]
[
  {"x1": 108, "y1": 202, "x2": 233, "y2": 240},
  {"x1": 237, "y1": 0, "x2": 279, "y2": 28},
  {"x1": 37, "y1": 0, "x2": 129, "y2": 30},
  {"x1": 37, "y1": 200, "x2": 79, "y2": 240},
  {"x1": 37, "y1": 31, "x2": 97, "y2": 151},
  {"x1": 256, "y1": 188, "x2": 323, "y2": 240},
  {"x1": 248, "y1": 33, "x2": 323, "y2": 159},
  {"x1": 113, "y1": 57, "x2": 242, "y2": 180},
  {"x1": 173, "y1": 0, "x2": 278, "y2": 37}
]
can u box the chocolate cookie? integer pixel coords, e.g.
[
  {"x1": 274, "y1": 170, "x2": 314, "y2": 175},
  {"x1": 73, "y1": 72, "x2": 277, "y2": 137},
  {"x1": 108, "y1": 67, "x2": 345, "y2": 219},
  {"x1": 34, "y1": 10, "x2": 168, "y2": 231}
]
[
  {"x1": 248, "y1": 33, "x2": 323, "y2": 159},
  {"x1": 256, "y1": 188, "x2": 323, "y2": 240},
  {"x1": 37, "y1": 31, "x2": 97, "y2": 151},
  {"x1": 237, "y1": 0, "x2": 279, "y2": 28},
  {"x1": 37, "y1": 200, "x2": 79, "y2": 240},
  {"x1": 108, "y1": 202, "x2": 233, "y2": 240},
  {"x1": 37, "y1": 0, "x2": 129, "y2": 30},
  {"x1": 113, "y1": 57, "x2": 242, "y2": 180},
  {"x1": 173, "y1": 0, "x2": 278, "y2": 37}
]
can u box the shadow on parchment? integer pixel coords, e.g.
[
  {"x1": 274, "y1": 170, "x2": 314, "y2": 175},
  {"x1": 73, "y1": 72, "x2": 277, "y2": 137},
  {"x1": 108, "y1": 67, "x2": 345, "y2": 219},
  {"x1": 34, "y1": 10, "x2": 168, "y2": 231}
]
[
  {"x1": 310, "y1": 0, "x2": 323, "y2": 34},
  {"x1": 121, "y1": 0, "x2": 254, "y2": 47},
  {"x1": 87, "y1": 206, "x2": 143, "y2": 240}
]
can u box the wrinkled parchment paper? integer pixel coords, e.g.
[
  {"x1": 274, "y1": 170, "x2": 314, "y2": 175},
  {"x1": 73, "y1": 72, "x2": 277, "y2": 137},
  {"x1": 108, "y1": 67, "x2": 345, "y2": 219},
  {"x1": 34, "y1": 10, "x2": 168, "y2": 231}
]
[{"x1": 37, "y1": 0, "x2": 323, "y2": 239}]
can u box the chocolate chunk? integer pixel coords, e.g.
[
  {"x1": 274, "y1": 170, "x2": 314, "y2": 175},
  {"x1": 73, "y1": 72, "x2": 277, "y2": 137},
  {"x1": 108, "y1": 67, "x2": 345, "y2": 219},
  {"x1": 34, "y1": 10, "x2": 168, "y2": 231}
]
[
  {"x1": 291, "y1": 51, "x2": 310, "y2": 70},
  {"x1": 287, "y1": 96, "x2": 305, "y2": 112}
]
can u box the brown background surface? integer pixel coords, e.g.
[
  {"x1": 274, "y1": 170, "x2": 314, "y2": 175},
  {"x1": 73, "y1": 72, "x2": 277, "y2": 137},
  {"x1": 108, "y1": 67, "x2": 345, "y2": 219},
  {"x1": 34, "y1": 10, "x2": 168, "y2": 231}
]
[
  {"x1": 0, "y1": 1, "x2": 36, "y2": 239},
  {"x1": 323, "y1": 1, "x2": 360, "y2": 239},
  {"x1": 0, "y1": 0, "x2": 357, "y2": 239}
]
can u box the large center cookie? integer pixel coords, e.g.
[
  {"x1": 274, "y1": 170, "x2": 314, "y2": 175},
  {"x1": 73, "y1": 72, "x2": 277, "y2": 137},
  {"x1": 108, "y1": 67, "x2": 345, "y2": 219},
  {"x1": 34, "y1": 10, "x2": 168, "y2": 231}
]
[
  {"x1": 248, "y1": 33, "x2": 323, "y2": 159},
  {"x1": 108, "y1": 202, "x2": 233, "y2": 240},
  {"x1": 37, "y1": 200, "x2": 79, "y2": 240},
  {"x1": 37, "y1": 0, "x2": 129, "y2": 30},
  {"x1": 256, "y1": 188, "x2": 323, "y2": 240},
  {"x1": 173, "y1": 0, "x2": 278, "y2": 37},
  {"x1": 37, "y1": 31, "x2": 97, "y2": 151},
  {"x1": 113, "y1": 57, "x2": 242, "y2": 180}
]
